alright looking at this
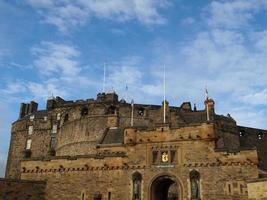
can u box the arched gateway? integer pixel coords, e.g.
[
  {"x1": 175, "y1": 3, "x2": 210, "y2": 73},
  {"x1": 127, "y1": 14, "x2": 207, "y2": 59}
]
[{"x1": 150, "y1": 175, "x2": 181, "y2": 200}]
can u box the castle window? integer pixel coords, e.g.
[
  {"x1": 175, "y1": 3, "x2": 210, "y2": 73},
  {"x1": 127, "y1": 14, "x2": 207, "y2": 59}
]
[
  {"x1": 81, "y1": 107, "x2": 89, "y2": 116},
  {"x1": 52, "y1": 124, "x2": 57, "y2": 134},
  {"x1": 228, "y1": 183, "x2": 232, "y2": 194},
  {"x1": 190, "y1": 170, "x2": 200, "y2": 200},
  {"x1": 107, "y1": 106, "x2": 116, "y2": 115},
  {"x1": 239, "y1": 131, "x2": 245, "y2": 137},
  {"x1": 152, "y1": 151, "x2": 158, "y2": 164},
  {"x1": 50, "y1": 137, "x2": 56, "y2": 150},
  {"x1": 132, "y1": 172, "x2": 142, "y2": 200},
  {"x1": 93, "y1": 193, "x2": 102, "y2": 200},
  {"x1": 137, "y1": 108, "x2": 145, "y2": 116},
  {"x1": 81, "y1": 192, "x2": 85, "y2": 200},
  {"x1": 170, "y1": 150, "x2": 176, "y2": 163},
  {"x1": 26, "y1": 139, "x2": 32, "y2": 150},
  {"x1": 57, "y1": 113, "x2": 61, "y2": 120},
  {"x1": 258, "y1": 132, "x2": 263, "y2": 140},
  {"x1": 64, "y1": 114, "x2": 69, "y2": 122},
  {"x1": 108, "y1": 192, "x2": 111, "y2": 200},
  {"x1": 30, "y1": 115, "x2": 35, "y2": 121},
  {"x1": 28, "y1": 126, "x2": 33, "y2": 135}
]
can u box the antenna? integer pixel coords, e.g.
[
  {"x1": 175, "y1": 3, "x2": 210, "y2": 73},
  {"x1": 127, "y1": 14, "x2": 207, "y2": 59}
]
[
  {"x1": 102, "y1": 62, "x2": 106, "y2": 93},
  {"x1": 163, "y1": 64, "x2": 166, "y2": 123}
]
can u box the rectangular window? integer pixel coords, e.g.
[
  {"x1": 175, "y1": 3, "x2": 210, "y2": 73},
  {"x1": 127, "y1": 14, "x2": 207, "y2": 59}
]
[
  {"x1": 28, "y1": 126, "x2": 33, "y2": 135},
  {"x1": 152, "y1": 151, "x2": 158, "y2": 164},
  {"x1": 93, "y1": 194, "x2": 102, "y2": 200},
  {"x1": 52, "y1": 124, "x2": 57, "y2": 134},
  {"x1": 57, "y1": 113, "x2": 61, "y2": 121},
  {"x1": 108, "y1": 192, "x2": 111, "y2": 200},
  {"x1": 170, "y1": 150, "x2": 176, "y2": 163},
  {"x1": 50, "y1": 137, "x2": 56, "y2": 149},
  {"x1": 30, "y1": 115, "x2": 35, "y2": 121},
  {"x1": 26, "y1": 139, "x2": 32, "y2": 150}
]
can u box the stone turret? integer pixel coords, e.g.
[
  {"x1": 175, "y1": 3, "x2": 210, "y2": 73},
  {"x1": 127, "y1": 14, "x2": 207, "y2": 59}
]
[
  {"x1": 19, "y1": 101, "x2": 38, "y2": 118},
  {"x1": 204, "y1": 98, "x2": 215, "y2": 121}
]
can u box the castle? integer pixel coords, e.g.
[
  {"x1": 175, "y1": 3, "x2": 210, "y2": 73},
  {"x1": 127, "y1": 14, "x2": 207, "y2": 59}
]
[{"x1": 1, "y1": 92, "x2": 267, "y2": 200}]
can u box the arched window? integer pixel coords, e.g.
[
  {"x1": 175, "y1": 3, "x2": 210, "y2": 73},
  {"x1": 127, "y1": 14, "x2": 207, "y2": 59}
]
[
  {"x1": 81, "y1": 107, "x2": 88, "y2": 116},
  {"x1": 132, "y1": 171, "x2": 142, "y2": 200},
  {"x1": 239, "y1": 130, "x2": 245, "y2": 137},
  {"x1": 190, "y1": 170, "x2": 200, "y2": 200},
  {"x1": 64, "y1": 114, "x2": 69, "y2": 122},
  {"x1": 258, "y1": 132, "x2": 263, "y2": 140},
  {"x1": 137, "y1": 108, "x2": 145, "y2": 116},
  {"x1": 107, "y1": 106, "x2": 117, "y2": 115}
]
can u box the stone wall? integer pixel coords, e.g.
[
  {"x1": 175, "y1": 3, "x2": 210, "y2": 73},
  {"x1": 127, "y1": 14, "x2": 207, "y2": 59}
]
[
  {"x1": 0, "y1": 178, "x2": 46, "y2": 200},
  {"x1": 20, "y1": 125, "x2": 259, "y2": 200},
  {"x1": 247, "y1": 178, "x2": 267, "y2": 200}
]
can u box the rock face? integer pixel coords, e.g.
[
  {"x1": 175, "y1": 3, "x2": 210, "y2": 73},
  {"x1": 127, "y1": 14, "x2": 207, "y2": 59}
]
[{"x1": 3, "y1": 92, "x2": 267, "y2": 200}]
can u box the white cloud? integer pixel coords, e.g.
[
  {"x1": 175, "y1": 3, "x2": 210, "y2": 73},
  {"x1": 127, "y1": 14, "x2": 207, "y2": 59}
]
[
  {"x1": 22, "y1": 0, "x2": 169, "y2": 33},
  {"x1": 240, "y1": 89, "x2": 267, "y2": 106},
  {"x1": 31, "y1": 41, "x2": 81, "y2": 77},
  {"x1": 207, "y1": 0, "x2": 267, "y2": 29}
]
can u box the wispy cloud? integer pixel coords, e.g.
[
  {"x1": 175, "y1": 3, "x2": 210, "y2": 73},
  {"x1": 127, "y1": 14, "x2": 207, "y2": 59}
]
[
  {"x1": 22, "y1": 0, "x2": 169, "y2": 33},
  {"x1": 207, "y1": 0, "x2": 267, "y2": 29},
  {"x1": 31, "y1": 41, "x2": 81, "y2": 77}
]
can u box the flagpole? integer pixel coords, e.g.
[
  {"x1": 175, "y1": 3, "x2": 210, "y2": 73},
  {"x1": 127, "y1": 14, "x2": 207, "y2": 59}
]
[
  {"x1": 205, "y1": 87, "x2": 210, "y2": 121},
  {"x1": 131, "y1": 99, "x2": 134, "y2": 127},
  {"x1": 103, "y1": 62, "x2": 106, "y2": 93},
  {"x1": 163, "y1": 64, "x2": 166, "y2": 124}
]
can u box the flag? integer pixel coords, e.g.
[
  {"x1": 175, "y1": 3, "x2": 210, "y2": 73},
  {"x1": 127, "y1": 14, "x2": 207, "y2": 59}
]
[{"x1": 205, "y1": 87, "x2": 209, "y2": 101}]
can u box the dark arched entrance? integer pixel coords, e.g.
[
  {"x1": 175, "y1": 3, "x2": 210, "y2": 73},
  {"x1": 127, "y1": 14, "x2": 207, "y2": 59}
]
[{"x1": 150, "y1": 175, "x2": 179, "y2": 200}]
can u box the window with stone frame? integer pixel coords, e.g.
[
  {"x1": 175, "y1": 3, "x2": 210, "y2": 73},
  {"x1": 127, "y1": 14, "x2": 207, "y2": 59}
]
[
  {"x1": 152, "y1": 151, "x2": 158, "y2": 164},
  {"x1": 26, "y1": 139, "x2": 32, "y2": 150},
  {"x1": 239, "y1": 130, "x2": 245, "y2": 137},
  {"x1": 190, "y1": 170, "x2": 200, "y2": 200},
  {"x1": 28, "y1": 126, "x2": 33, "y2": 135},
  {"x1": 137, "y1": 107, "x2": 145, "y2": 116},
  {"x1": 57, "y1": 113, "x2": 61, "y2": 120},
  {"x1": 64, "y1": 113, "x2": 69, "y2": 122},
  {"x1": 50, "y1": 137, "x2": 56, "y2": 150},
  {"x1": 132, "y1": 171, "x2": 142, "y2": 200},
  {"x1": 81, "y1": 107, "x2": 89, "y2": 116},
  {"x1": 93, "y1": 193, "x2": 102, "y2": 200},
  {"x1": 52, "y1": 124, "x2": 57, "y2": 134},
  {"x1": 107, "y1": 106, "x2": 117, "y2": 115},
  {"x1": 258, "y1": 132, "x2": 263, "y2": 140},
  {"x1": 170, "y1": 150, "x2": 177, "y2": 163}
]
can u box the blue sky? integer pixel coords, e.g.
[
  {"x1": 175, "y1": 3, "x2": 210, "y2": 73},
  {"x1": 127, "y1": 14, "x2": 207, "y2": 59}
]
[{"x1": 1, "y1": 0, "x2": 267, "y2": 177}]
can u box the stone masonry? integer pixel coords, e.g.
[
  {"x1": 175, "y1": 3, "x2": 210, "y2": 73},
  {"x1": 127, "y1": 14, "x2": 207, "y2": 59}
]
[{"x1": 3, "y1": 92, "x2": 267, "y2": 200}]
